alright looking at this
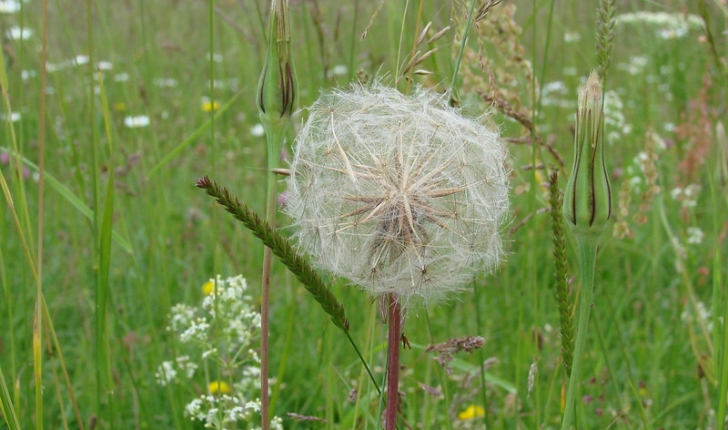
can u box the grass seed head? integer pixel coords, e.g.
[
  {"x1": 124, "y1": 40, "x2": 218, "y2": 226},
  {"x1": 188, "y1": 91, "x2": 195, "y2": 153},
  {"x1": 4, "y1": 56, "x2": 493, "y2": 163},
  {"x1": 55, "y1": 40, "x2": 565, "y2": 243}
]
[{"x1": 285, "y1": 82, "x2": 509, "y2": 304}]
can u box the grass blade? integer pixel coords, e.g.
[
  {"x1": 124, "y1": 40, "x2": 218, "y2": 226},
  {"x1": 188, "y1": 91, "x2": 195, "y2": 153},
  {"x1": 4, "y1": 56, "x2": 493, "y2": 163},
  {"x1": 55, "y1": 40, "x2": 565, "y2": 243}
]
[{"x1": 146, "y1": 91, "x2": 243, "y2": 178}]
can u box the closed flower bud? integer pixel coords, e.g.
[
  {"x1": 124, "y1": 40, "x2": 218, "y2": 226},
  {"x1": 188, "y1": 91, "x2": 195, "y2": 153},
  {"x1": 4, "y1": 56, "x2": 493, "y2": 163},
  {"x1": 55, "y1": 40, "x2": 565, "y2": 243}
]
[
  {"x1": 257, "y1": 0, "x2": 296, "y2": 121},
  {"x1": 563, "y1": 71, "x2": 612, "y2": 237}
]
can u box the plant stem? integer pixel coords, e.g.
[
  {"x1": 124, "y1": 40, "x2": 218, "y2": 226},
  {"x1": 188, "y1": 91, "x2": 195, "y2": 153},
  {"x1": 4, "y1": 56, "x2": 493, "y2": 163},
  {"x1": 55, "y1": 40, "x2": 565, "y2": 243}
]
[
  {"x1": 260, "y1": 122, "x2": 282, "y2": 430},
  {"x1": 385, "y1": 293, "x2": 402, "y2": 430},
  {"x1": 561, "y1": 236, "x2": 598, "y2": 430}
]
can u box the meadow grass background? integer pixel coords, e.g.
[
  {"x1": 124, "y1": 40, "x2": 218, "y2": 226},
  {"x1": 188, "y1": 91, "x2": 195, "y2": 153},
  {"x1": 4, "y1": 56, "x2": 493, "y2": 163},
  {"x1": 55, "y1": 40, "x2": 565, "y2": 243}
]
[{"x1": 1, "y1": 0, "x2": 726, "y2": 428}]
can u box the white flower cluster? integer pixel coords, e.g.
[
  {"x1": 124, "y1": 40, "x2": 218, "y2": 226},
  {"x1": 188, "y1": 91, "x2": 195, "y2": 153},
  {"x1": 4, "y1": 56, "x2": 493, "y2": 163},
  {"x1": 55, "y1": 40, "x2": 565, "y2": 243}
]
[
  {"x1": 670, "y1": 184, "x2": 701, "y2": 208},
  {"x1": 623, "y1": 141, "x2": 664, "y2": 194},
  {"x1": 686, "y1": 227, "x2": 704, "y2": 245},
  {"x1": 602, "y1": 90, "x2": 631, "y2": 145},
  {"x1": 286, "y1": 82, "x2": 509, "y2": 303},
  {"x1": 615, "y1": 11, "x2": 705, "y2": 40},
  {"x1": 155, "y1": 355, "x2": 199, "y2": 386},
  {"x1": 185, "y1": 395, "x2": 282, "y2": 430},
  {"x1": 156, "y1": 275, "x2": 281, "y2": 429},
  {"x1": 166, "y1": 275, "x2": 259, "y2": 350},
  {"x1": 681, "y1": 301, "x2": 713, "y2": 333},
  {"x1": 201, "y1": 275, "x2": 262, "y2": 346},
  {"x1": 540, "y1": 81, "x2": 572, "y2": 108},
  {"x1": 616, "y1": 56, "x2": 648, "y2": 76}
]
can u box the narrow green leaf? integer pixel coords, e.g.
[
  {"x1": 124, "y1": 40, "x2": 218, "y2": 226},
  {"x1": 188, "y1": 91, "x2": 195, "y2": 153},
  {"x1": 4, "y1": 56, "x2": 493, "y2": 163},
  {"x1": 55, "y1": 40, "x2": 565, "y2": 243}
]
[
  {"x1": 3, "y1": 153, "x2": 133, "y2": 254},
  {"x1": 0, "y1": 367, "x2": 22, "y2": 430}
]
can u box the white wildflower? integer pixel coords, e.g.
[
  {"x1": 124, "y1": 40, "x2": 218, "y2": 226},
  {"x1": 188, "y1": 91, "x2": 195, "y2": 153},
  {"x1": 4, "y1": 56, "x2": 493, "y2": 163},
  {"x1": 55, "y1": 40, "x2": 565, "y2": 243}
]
[
  {"x1": 286, "y1": 82, "x2": 509, "y2": 303},
  {"x1": 671, "y1": 184, "x2": 701, "y2": 208},
  {"x1": 0, "y1": 112, "x2": 21, "y2": 123},
  {"x1": 602, "y1": 90, "x2": 628, "y2": 145},
  {"x1": 542, "y1": 81, "x2": 568, "y2": 95},
  {"x1": 245, "y1": 400, "x2": 261, "y2": 413},
  {"x1": 168, "y1": 303, "x2": 196, "y2": 332},
  {"x1": 563, "y1": 31, "x2": 580, "y2": 43},
  {"x1": 202, "y1": 348, "x2": 218, "y2": 359},
  {"x1": 123, "y1": 115, "x2": 150, "y2": 128},
  {"x1": 73, "y1": 55, "x2": 90, "y2": 66},
  {"x1": 179, "y1": 318, "x2": 210, "y2": 343},
  {"x1": 158, "y1": 275, "x2": 272, "y2": 428},
  {"x1": 527, "y1": 361, "x2": 537, "y2": 397},
  {"x1": 696, "y1": 301, "x2": 710, "y2": 321},
  {"x1": 175, "y1": 355, "x2": 198, "y2": 378},
  {"x1": 541, "y1": 81, "x2": 571, "y2": 108},
  {"x1": 153, "y1": 78, "x2": 178, "y2": 87},
  {"x1": 615, "y1": 12, "x2": 704, "y2": 40},
  {"x1": 327, "y1": 64, "x2": 348, "y2": 78},
  {"x1": 155, "y1": 361, "x2": 177, "y2": 386},
  {"x1": 185, "y1": 398, "x2": 204, "y2": 419},
  {"x1": 616, "y1": 55, "x2": 648, "y2": 76},
  {"x1": 21, "y1": 70, "x2": 36, "y2": 80},
  {"x1": 250, "y1": 123, "x2": 265, "y2": 137},
  {"x1": 682, "y1": 301, "x2": 714, "y2": 334},
  {"x1": 687, "y1": 227, "x2": 704, "y2": 245},
  {"x1": 0, "y1": 0, "x2": 21, "y2": 14},
  {"x1": 270, "y1": 416, "x2": 284, "y2": 430},
  {"x1": 97, "y1": 61, "x2": 113, "y2": 71},
  {"x1": 228, "y1": 405, "x2": 246, "y2": 421},
  {"x1": 207, "y1": 52, "x2": 224, "y2": 62},
  {"x1": 5, "y1": 26, "x2": 32, "y2": 40},
  {"x1": 670, "y1": 187, "x2": 682, "y2": 200}
]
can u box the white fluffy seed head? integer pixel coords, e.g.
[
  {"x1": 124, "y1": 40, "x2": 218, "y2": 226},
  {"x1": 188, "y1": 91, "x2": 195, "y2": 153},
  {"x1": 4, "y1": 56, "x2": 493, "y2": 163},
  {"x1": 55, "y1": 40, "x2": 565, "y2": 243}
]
[{"x1": 285, "y1": 82, "x2": 509, "y2": 304}]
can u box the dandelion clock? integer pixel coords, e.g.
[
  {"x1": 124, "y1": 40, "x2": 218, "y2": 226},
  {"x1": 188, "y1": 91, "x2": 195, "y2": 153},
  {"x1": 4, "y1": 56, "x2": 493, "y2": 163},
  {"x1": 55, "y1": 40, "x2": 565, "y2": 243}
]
[{"x1": 285, "y1": 82, "x2": 509, "y2": 304}]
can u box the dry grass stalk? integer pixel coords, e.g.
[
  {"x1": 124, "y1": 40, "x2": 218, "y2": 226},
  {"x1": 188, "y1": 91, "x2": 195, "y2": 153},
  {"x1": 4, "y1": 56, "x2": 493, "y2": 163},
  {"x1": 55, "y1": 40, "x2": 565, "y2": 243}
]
[
  {"x1": 452, "y1": 1, "x2": 563, "y2": 167},
  {"x1": 633, "y1": 128, "x2": 662, "y2": 225},
  {"x1": 675, "y1": 73, "x2": 714, "y2": 187},
  {"x1": 424, "y1": 335, "x2": 485, "y2": 374}
]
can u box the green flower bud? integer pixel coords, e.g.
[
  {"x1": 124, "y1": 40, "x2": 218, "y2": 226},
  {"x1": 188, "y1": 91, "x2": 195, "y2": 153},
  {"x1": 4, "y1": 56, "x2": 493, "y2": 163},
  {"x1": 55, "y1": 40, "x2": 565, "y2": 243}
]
[
  {"x1": 257, "y1": 0, "x2": 296, "y2": 121},
  {"x1": 563, "y1": 71, "x2": 612, "y2": 237}
]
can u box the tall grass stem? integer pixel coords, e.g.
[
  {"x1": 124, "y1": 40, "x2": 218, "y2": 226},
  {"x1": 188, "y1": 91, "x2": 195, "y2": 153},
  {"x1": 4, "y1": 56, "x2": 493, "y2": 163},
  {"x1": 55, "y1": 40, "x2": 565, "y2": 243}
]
[{"x1": 34, "y1": 0, "x2": 50, "y2": 428}]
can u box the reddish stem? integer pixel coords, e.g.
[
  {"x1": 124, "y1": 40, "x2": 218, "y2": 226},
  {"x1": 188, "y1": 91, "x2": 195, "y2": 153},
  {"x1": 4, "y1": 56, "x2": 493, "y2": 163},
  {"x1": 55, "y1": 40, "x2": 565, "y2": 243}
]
[
  {"x1": 261, "y1": 246, "x2": 272, "y2": 430},
  {"x1": 385, "y1": 293, "x2": 402, "y2": 430}
]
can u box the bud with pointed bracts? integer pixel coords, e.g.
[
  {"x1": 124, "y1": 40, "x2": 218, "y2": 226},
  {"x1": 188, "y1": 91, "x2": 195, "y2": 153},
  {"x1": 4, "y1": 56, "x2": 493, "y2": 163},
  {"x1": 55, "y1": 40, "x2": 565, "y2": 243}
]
[
  {"x1": 563, "y1": 71, "x2": 612, "y2": 237},
  {"x1": 257, "y1": 0, "x2": 296, "y2": 122}
]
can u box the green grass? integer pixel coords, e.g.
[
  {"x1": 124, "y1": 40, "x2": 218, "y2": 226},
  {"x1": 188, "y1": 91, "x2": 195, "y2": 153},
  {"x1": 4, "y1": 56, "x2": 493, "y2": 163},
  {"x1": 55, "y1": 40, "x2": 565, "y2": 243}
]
[{"x1": 1, "y1": 0, "x2": 726, "y2": 428}]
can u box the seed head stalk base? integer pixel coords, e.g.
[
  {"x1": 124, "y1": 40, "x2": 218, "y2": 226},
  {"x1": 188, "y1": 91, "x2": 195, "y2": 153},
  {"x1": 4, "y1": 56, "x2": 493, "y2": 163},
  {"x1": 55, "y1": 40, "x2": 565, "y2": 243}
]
[
  {"x1": 385, "y1": 293, "x2": 403, "y2": 430},
  {"x1": 260, "y1": 122, "x2": 285, "y2": 430},
  {"x1": 560, "y1": 236, "x2": 598, "y2": 430}
]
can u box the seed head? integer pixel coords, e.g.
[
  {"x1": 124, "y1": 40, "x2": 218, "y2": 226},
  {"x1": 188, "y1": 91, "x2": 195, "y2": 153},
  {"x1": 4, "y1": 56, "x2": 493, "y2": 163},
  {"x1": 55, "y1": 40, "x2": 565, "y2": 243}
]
[{"x1": 285, "y1": 83, "x2": 509, "y2": 303}]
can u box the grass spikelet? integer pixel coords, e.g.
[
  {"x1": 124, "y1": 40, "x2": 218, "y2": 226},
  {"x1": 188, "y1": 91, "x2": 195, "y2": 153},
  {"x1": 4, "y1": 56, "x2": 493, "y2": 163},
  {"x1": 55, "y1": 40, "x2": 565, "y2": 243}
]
[
  {"x1": 196, "y1": 176, "x2": 349, "y2": 333},
  {"x1": 549, "y1": 170, "x2": 573, "y2": 378},
  {"x1": 595, "y1": 0, "x2": 616, "y2": 84}
]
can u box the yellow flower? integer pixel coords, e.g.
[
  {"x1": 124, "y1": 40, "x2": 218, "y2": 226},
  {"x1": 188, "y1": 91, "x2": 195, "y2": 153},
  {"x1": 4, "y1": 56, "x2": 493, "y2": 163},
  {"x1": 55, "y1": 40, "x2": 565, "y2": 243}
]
[
  {"x1": 113, "y1": 102, "x2": 127, "y2": 111},
  {"x1": 202, "y1": 100, "x2": 220, "y2": 112},
  {"x1": 458, "y1": 405, "x2": 485, "y2": 421},
  {"x1": 209, "y1": 380, "x2": 231, "y2": 395},
  {"x1": 201, "y1": 280, "x2": 215, "y2": 296}
]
